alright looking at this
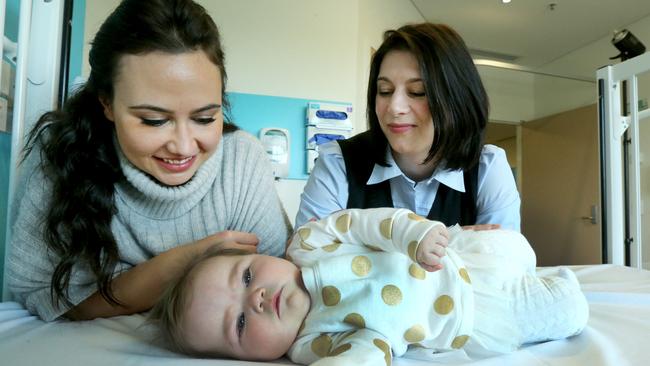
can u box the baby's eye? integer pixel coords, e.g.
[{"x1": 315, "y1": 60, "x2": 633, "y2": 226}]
[
  {"x1": 236, "y1": 313, "x2": 246, "y2": 338},
  {"x1": 242, "y1": 268, "x2": 252, "y2": 287}
]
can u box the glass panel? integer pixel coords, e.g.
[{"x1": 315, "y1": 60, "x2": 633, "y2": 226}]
[
  {"x1": 477, "y1": 64, "x2": 595, "y2": 124},
  {"x1": 478, "y1": 64, "x2": 600, "y2": 265},
  {"x1": 640, "y1": 115, "x2": 650, "y2": 270},
  {"x1": 638, "y1": 69, "x2": 650, "y2": 270},
  {"x1": 2, "y1": 0, "x2": 20, "y2": 297},
  {"x1": 485, "y1": 122, "x2": 517, "y2": 182}
]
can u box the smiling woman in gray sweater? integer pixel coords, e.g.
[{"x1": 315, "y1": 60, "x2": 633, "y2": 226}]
[{"x1": 6, "y1": 0, "x2": 290, "y2": 322}]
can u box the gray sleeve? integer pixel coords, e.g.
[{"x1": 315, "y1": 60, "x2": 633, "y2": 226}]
[
  {"x1": 6, "y1": 168, "x2": 96, "y2": 321},
  {"x1": 221, "y1": 131, "x2": 292, "y2": 257}
]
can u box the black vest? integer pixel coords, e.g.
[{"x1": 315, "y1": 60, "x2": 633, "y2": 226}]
[{"x1": 338, "y1": 131, "x2": 478, "y2": 226}]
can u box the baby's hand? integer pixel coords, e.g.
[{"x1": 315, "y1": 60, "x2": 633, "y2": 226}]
[{"x1": 416, "y1": 225, "x2": 449, "y2": 272}]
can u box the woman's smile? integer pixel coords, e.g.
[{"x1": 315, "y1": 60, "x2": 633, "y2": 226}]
[{"x1": 155, "y1": 155, "x2": 196, "y2": 173}]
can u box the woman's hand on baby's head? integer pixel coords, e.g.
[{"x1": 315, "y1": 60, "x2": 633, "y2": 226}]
[
  {"x1": 200, "y1": 230, "x2": 259, "y2": 254},
  {"x1": 416, "y1": 225, "x2": 448, "y2": 272}
]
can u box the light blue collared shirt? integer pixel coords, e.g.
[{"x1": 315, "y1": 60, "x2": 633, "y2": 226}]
[{"x1": 295, "y1": 141, "x2": 520, "y2": 231}]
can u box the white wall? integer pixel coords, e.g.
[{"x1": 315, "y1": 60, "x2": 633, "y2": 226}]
[
  {"x1": 82, "y1": 1, "x2": 119, "y2": 77},
  {"x1": 84, "y1": 0, "x2": 361, "y2": 105},
  {"x1": 355, "y1": 0, "x2": 423, "y2": 132},
  {"x1": 207, "y1": 0, "x2": 359, "y2": 105}
]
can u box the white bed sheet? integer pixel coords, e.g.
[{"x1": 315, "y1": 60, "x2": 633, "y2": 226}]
[{"x1": 1, "y1": 264, "x2": 649, "y2": 366}]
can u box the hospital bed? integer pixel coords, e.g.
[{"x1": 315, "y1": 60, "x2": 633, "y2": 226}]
[{"x1": 1, "y1": 264, "x2": 648, "y2": 366}]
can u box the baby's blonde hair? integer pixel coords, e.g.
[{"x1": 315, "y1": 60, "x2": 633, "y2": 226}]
[{"x1": 149, "y1": 246, "x2": 251, "y2": 356}]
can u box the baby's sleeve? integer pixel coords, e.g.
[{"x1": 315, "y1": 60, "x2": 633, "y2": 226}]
[
  {"x1": 287, "y1": 208, "x2": 445, "y2": 267},
  {"x1": 288, "y1": 329, "x2": 393, "y2": 366}
]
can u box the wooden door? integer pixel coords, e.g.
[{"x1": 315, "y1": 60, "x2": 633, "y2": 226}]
[{"x1": 521, "y1": 104, "x2": 601, "y2": 266}]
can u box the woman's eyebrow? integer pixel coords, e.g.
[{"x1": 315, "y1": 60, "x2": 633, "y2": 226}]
[
  {"x1": 191, "y1": 104, "x2": 221, "y2": 113},
  {"x1": 128, "y1": 104, "x2": 170, "y2": 113},
  {"x1": 127, "y1": 103, "x2": 221, "y2": 113}
]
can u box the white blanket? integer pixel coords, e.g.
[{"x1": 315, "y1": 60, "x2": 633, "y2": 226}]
[{"x1": 1, "y1": 264, "x2": 649, "y2": 366}]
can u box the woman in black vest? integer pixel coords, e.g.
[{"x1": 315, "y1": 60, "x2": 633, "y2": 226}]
[{"x1": 296, "y1": 23, "x2": 520, "y2": 231}]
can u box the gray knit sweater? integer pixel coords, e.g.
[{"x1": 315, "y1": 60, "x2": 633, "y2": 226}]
[{"x1": 7, "y1": 130, "x2": 291, "y2": 321}]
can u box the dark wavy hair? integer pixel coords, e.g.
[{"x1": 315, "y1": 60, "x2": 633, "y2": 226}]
[
  {"x1": 24, "y1": 0, "x2": 236, "y2": 309},
  {"x1": 366, "y1": 23, "x2": 488, "y2": 170}
]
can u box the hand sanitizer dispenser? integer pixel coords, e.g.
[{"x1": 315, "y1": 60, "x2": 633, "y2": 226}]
[{"x1": 260, "y1": 127, "x2": 290, "y2": 178}]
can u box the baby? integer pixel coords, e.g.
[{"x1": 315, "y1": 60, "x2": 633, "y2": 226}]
[{"x1": 150, "y1": 208, "x2": 588, "y2": 365}]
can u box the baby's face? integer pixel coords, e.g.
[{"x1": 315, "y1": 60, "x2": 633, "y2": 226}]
[{"x1": 182, "y1": 254, "x2": 310, "y2": 360}]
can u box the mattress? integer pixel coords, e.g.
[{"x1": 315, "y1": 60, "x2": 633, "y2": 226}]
[{"x1": 1, "y1": 264, "x2": 648, "y2": 366}]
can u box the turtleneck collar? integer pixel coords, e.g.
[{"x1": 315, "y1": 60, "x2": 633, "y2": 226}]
[{"x1": 114, "y1": 138, "x2": 223, "y2": 219}]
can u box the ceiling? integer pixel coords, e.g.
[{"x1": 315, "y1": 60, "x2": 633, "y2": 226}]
[{"x1": 410, "y1": 0, "x2": 650, "y2": 70}]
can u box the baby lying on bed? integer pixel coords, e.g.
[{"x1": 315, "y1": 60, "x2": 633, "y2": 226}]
[{"x1": 150, "y1": 208, "x2": 588, "y2": 365}]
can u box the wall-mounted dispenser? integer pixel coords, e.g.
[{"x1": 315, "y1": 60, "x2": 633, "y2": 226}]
[
  {"x1": 306, "y1": 102, "x2": 353, "y2": 173},
  {"x1": 260, "y1": 127, "x2": 290, "y2": 178}
]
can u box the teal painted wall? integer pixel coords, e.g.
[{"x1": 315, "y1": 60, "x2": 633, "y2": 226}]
[
  {"x1": 229, "y1": 92, "x2": 346, "y2": 180},
  {"x1": 4, "y1": 0, "x2": 19, "y2": 41},
  {"x1": 1, "y1": 0, "x2": 22, "y2": 297},
  {"x1": 0, "y1": 133, "x2": 10, "y2": 297},
  {"x1": 69, "y1": 0, "x2": 85, "y2": 89}
]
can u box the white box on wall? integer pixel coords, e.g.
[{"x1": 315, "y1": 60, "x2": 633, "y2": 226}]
[{"x1": 305, "y1": 102, "x2": 353, "y2": 173}]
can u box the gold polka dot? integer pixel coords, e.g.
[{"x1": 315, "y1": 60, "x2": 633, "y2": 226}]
[
  {"x1": 322, "y1": 286, "x2": 341, "y2": 306},
  {"x1": 381, "y1": 285, "x2": 402, "y2": 306},
  {"x1": 298, "y1": 228, "x2": 311, "y2": 240},
  {"x1": 408, "y1": 263, "x2": 426, "y2": 280},
  {"x1": 451, "y1": 335, "x2": 470, "y2": 349},
  {"x1": 351, "y1": 255, "x2": 372, "y2": 277},
  {"x1": 323, "y1": 243, "x2": 342, "y2": 252},
  {"x1": 336, "y1": 213, "x2": 352, "y2": 233},
  {"x1": 364, "y1": 244, "x2": 383, "y2": 252},
  {"x1": 404, "y1": 324, "x2": 426, "y2": 343},
  {"x1": 373, "y1": 338, "x2": 392, "y2": 366},
  {"x1": 380, "y1": 218, "x2": 393, "y2": 239},
  {"x1": 330, "y1": 343, "x2": 352, "y2": 356},
  {"x1": 407, "y1": 241, "x2": 418, "y2": 262},
  {"x1": 311, "y1": 334, "x2": 332, "y2": 357},
  {"x1": 409, "y1": 343, "x2": 425, "y2": 348},
  {"x1": 459, "y1": 268, "x2": 471, "y2": 284},
  {"x1": 300, "y1": 240, "x2": 316, "y2": 251},
  {"x1": 434, "y1": 295, "x2": 454, "y2": 315},
  {"x1": 408, "y1": 213, "x2": 426, "y2": 221},
  {"x1": 343, "y1": 313, "x2": 366, "y2": 328}
]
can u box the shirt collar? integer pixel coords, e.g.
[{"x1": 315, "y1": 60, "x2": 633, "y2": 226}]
[{"x1": 366, "y1": 147, "x2": 466, "y2": 192}]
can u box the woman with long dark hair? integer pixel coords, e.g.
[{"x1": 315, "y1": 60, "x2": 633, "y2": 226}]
[{"x1": 7, "y1": 0, "x2": 290, "y2": 321}]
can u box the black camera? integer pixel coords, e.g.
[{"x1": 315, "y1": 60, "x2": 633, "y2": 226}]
[{"x1": 610, "y1": 29, "x2": 646, "y2": 61}]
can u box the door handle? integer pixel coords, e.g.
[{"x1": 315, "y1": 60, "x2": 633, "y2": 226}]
[{"x1": 581, "y1": 205, "x2": 598, "y2": 225}]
